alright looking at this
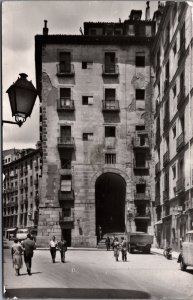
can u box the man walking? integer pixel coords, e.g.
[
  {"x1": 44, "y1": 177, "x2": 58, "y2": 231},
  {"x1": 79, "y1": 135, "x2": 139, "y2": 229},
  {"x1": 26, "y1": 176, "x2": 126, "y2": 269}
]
[
  {"x1": 22, "y1": 233, "x2": 36, "y2": 275},
  {"x1": 49, "y1": 236, "x2": 58, "y2": 263},
  {"x1": 57, "y1": 237, "x2": 67, "y2": 263},
  {"x1": 120, "y1": 237, "x2": 127, "y2": 261}
]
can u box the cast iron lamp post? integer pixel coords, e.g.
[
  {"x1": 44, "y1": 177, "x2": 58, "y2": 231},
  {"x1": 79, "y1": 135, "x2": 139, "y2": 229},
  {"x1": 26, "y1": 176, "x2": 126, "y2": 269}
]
[{"x1": 3, "y1": 73, "x2": 38, "y2": 127}]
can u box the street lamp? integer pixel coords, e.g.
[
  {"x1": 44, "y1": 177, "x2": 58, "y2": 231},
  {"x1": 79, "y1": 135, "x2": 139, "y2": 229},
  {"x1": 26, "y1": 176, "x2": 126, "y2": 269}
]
[{"x1": 3, "y1": 73, "x2": 38, "y2": 127}]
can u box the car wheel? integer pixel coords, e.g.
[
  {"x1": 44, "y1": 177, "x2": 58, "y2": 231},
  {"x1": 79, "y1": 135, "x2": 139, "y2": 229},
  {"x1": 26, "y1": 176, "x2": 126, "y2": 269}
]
[{"x1": 180, "y1": 259, "x2": 187, "y2": 271}]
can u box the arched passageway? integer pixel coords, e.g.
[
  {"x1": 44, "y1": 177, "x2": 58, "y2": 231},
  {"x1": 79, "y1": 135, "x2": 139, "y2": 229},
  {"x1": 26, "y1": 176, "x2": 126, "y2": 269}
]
[{"x1": 95, "y1": 173, "x2": 126, "y2": 235}]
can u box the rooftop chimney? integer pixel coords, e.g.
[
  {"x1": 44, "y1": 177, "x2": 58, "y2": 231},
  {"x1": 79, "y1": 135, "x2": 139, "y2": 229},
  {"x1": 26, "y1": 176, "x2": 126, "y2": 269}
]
[
  {"x1": 43, "y1": 20, "x2": 48, "y2": 36},
  {"x1": 145, "y1": 1, "x2": 150, "y2": 20}
]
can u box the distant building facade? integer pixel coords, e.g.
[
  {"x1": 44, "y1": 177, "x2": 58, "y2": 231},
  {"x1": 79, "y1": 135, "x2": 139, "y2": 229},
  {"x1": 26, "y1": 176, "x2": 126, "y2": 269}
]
[
  {"x1": 3, "y1": 147, "x2": 42, "y2": 238},
  {"x1": 35, "y1": 7, "x2": 156, "y2": 247},
  {"x1": 152, "y1": 2, "x2": 193, "y2": 250}
]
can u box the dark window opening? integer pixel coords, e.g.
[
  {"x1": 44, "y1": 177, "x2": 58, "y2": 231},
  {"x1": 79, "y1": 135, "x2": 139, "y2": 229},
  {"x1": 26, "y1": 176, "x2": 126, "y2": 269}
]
[
  {"x1": 105, "y1": 126, "x2": 116, "y2": 137},
  {"x1": 83, "y1": 133, "x2": 93, "y2": 141},
  {"x1": 136, "y1": 184, "x2": 146, "y2": 193},
  {"x1": 105, "y1": 52, "x2": 116, "y2": 73},
  {"x1": 82, "y1": 62, "x2": 87, "y2": 69},
  {"x1": 82, "y1": 96, "x2": 88, "y2": 105},
  {"x1": 105, "y1": 89, "x2": 115, "y2": 101},
  {"x1": 105, "y1": 154, "x2": 116, "y2": 164},
  {"x1": 135, "y1": 153, "x2": 146, "y2": 167},
  {"x1": 61, "y1": 159, "x2": 71, "y2": 169},
  {"x1": 59, "y1": 52, "x2": 71, "y2": 73},
  {"x1": 136, "y1": 125, "x2": 145, "y2": 131},
  {"x1": 136, "y1": 55, "x2": 145, "y2": 67},
  {"x1": 136, "y1": 89, "x2": 145, "y2": 100}
]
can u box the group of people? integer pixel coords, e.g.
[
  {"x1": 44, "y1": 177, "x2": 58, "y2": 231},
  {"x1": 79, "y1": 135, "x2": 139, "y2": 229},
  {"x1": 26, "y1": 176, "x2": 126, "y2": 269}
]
[
  {"x1": 11, "y1": 234, "x2": 67, "y2": 276},
  {"x1": 49, "y1": 236, "x2": 67, "y2": 263},
  {"x1": 11, "y1": 233, "x2": 36, "y2": 276},
  {"x1": 105, "y1": 236, "x2": 128, "y2": 262}
]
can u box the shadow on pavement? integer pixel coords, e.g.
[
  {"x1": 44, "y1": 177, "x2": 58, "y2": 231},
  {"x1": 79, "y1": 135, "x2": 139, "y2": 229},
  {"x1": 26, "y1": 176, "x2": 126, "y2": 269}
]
[
  {"x1": 18, "y1": 272, "x2": 42, "y2": 276},
  {"x1": 5, "y1": 288, "x2": 151, "y2": 299}
]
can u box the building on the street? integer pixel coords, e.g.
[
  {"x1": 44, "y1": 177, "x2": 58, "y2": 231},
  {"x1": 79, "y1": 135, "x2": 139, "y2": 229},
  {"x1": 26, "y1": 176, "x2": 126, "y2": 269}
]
[
  {"x1": 35, "y1": 4, "x2": 156, "y2": 247},
  {"x1": 152, "y1": 1, "x2": 193, "y2": 250},
  {"x1": 3, "y1": 144, "x2": 42, "y2": 239}
]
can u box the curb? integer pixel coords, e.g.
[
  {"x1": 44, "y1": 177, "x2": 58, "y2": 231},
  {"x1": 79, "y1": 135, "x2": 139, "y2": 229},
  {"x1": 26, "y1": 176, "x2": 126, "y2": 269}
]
[{"x1": 151, "y1": 249, "x2": 178, "y2": 260}]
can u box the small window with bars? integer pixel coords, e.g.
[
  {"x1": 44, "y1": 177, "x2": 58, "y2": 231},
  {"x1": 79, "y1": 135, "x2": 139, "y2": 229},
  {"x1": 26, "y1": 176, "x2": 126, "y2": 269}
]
[{"x1": 105, "y1": 153, "x2": 116, "y2": 164}]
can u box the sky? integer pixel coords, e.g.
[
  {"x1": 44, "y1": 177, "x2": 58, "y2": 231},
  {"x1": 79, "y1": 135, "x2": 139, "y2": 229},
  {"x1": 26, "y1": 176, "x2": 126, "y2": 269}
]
[{"x1": 2, "y1": 0, "x2": 158, "y2": 150}]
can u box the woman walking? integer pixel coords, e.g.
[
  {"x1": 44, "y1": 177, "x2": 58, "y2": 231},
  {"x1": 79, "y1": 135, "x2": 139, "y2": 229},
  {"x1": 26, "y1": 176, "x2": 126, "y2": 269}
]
[
  {"x1": 11, "y1": 238, "x2": 24, "y2": 276},
  {"x1": 113, "y1": 237, "x2": 120, "y2": 262}
]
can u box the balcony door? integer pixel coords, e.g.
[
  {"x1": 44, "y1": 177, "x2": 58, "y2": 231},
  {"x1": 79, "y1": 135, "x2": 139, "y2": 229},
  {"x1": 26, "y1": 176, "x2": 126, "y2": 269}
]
[
  {"x1": 105, "y1": 52, "x2": 115, "y2": 73},
  {"x1": 59, "y1": 52, "x2": 71, "y2": 73},
  {"x1": 61, "y1": 126, "x2": 71, "y2": 142}
]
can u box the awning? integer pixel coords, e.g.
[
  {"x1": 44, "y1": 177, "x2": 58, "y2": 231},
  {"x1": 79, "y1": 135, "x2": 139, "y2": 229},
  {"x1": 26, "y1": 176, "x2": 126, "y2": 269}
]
[
  {"x1": 6, "y1": 228, "x2": 17, "y2": 232},
  {"x1": 154, "y1": 220, "x2": 163, "y2": 225}
]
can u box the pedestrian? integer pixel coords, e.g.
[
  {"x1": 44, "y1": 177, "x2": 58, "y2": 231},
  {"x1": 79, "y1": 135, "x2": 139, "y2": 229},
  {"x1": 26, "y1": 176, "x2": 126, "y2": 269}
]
[
  {"x1": 49, "y1": 236, "x2": 58, "y2": 263},
  {"x1": 111, "y1": 235, "x2": 116, "y2": 250},
  {"x1": 113, "y1": 237, "x2": 120, "y2": 262},
  {"x1": 11, "y1": 238, "x2": 24, "y2": 276},
  {"x1": 120, "y1": 237, "x2": 127, "y2": 261},
  {"x1": 105, "y1": 236, "x2": 111, "y2": 251},
  {"x1": 98, "y1": 225, "x2": 102, "y2": 241},
  {"x1": 57, "y1": 237, "x2": 67, "y2": 263},
  {"x1": 22, "y1": 233, "x2": 36, "y2": 275}
]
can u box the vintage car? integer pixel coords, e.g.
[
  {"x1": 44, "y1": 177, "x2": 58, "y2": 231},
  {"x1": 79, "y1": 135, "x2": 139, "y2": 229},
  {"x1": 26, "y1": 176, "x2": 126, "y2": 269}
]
[
  {"x1": 127, "y1": 232, "x2": 153, "y2": 254},
  {"x1": 180, "y1": 230, "x2": 193, "y2": 271}
]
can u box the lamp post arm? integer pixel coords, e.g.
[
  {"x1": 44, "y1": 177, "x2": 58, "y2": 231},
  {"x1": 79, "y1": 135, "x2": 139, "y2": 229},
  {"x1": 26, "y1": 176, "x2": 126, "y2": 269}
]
[{"x1": 2, "y1": 120, "x2": 23, "y2": 127}]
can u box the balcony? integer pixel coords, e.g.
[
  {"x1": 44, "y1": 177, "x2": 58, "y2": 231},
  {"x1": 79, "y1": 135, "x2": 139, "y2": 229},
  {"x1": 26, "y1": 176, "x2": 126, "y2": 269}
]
[
  {"x1": 177, "y1": 86, "x2": 185, "y2": 109},
  {"x1": 176, "y1": 132, "x2": 185, "y2": 152},
  {"x1": 176, "y1": 177, "x2": 185, "y2": 194},
  {"x1": 133, "y1": 160, "x2": 149, "y2": 175},
  {"x1": 56, "y1": 63, "x2": 75, "y2": 77},
  {"x1": 164, "y1": 79, "x2": 169, "y2": 93},
  {"x1": 57, "y1": 137, "x2": 75, "y2": 149},
  {"x1": 178, "y1": 40, "x2": 186, "y2": 66},
  {"x1": 133, "y1": 133, "x2": 149, "y2": 151},
  {"x1": 134, "y1": 212, "x2": 151, "y2": 221},
  {"x1": 102, "y1": 64, "x2": 119, "y2": 77},
  {"x1": 163, "y1": 151, "x2": 170, "y2": 167},
  {"x1": 155, "y1": 162, "x2": 161, "y2": 176},
  {"x1": 134, "y1": 192, "x2": 150, "y2": 201},
  {"x1": 59, "y1": 212, "x2": 74, "y2": 224},
  {"x1": 57, "y1": 99, "x2": 75, "y2": 112},
  {"x1": 102, "y1": 100, "x2": 120, "y2": 112},
  {"x1": 163, "y1": 190, "x2": 169, "y2": 202},
  {"x1": 58, "y1": 190, "x2": 74, "y2": 202}
]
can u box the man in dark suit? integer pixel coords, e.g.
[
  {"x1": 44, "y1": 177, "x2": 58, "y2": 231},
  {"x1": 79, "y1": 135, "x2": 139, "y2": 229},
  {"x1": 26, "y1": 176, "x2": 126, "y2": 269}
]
[{"x1": 22, "y1": 233, "x2": 36, "y2": 275}]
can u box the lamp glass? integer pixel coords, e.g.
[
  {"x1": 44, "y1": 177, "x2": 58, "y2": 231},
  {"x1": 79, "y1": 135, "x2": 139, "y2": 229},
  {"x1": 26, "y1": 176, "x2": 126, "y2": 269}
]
[{"x1": 15, "y1": 87, "x2": 37, "y2": 118}]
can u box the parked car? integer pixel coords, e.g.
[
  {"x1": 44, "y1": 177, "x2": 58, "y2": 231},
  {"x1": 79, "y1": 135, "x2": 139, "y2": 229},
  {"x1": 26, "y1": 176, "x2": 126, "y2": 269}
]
[
  {"x1": 127, "y1": 232, "x2": 153, "y2": 254},
  {"x1": 180, "y1": 230, "x2": 193, "y2": 271},
  {"x1": 16, "y1": 228, "x2": 29, "y2": 242}
]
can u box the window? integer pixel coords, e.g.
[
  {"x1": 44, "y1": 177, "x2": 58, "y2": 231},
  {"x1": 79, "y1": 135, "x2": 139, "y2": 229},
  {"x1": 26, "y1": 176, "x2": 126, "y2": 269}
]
[
  {"x1": 172, "y1": 126, "x2": 176, "y2": 138},
  {"x1": 83, "y1": 133, "x2": 93, "y2": 141},
  {"x1": 135, "y1": 52, "x2": 145, "y2": 67},
  {"x1": 115, "y1": 28, "x2": 123, "y2": 35},
  {"x1": 105, "y1": 89, "x2": 115, "y2": 101},
  {"x1": 128, "y1": 25, "x2": 135, "y2": 36},
  {"x1": 59, "y1": 52, "x2": 71, "y2": 73},
  {"x1": 172, "y1": 165, "x2": 176, "y2": 179},
  {"x1": 136, "y1": 125, "x2": 145, "y2": 131},
  {"x1": 60, "y1": 88, "x2": 71, "y2": 107},
  {"x1": 105, "y1": 153, "x2": 116, "y2": 164},
  {"x1": 105, "y1": 126, "x2": 116, "y2": 137},
  {"x1": 136, "y1": 89, "x2": 145, "y2": 100},
  {"x1": 61, "y1": 159, "x2": 71, "y2": 169},
  {"x1": 145, "y1": 25, "x2": 152, "y2": 37},
  {"x1": 173, "y1": 42, "x2": 177, "y2": 55},
  {"x1": 82, "y1": 96, "x2": 93, "y2": 105},
  {"x1": 105, "y1": 52, "x2": 116, "y2": 73},
  {"x1": 135, "y1": 153, "x2": 146, "y2": 167},
  {"x1": 172, "y1": 84, "x2": 176, "y2": 98}
]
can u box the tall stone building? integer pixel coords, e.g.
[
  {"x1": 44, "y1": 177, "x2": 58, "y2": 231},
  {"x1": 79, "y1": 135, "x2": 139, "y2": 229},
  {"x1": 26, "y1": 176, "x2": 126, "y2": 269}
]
[
  {"x1": 35, "y1": 7, "x2": 156, "y2": 247},
  {"x1": 3, "y1": 146, "x2": 41, "y2": 238},
  {"x1": 152, "y1": 2, "x2": 193, "y2": 250}
]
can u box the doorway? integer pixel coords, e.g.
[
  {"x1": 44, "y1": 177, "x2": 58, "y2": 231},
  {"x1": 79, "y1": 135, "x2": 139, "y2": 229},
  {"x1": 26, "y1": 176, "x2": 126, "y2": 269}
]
[{"x1": 95, "y1": 173, "x2": 126, "y2": 235}]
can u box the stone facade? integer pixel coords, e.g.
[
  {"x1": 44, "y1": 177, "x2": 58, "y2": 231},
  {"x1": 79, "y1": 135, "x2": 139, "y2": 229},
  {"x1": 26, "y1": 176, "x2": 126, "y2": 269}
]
[{"x1": 35, "y1": 13, "x2": 155, "y2": 247}]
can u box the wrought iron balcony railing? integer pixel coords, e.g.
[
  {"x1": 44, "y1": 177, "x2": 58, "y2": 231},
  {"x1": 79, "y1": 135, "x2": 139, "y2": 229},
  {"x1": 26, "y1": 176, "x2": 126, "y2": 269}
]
[
  {"x1": 56, "y1": 63, "x2": 75, "y2": 76},
  {"x1": 102, "y1": 64, "x2": 119, "y2": 76},
  {"x1": 102, "y1": 100, "x2": 120, "y2": 112},
  {"x1": 57, "y1": 137, "x2": 75, "y2": 149},
  {"x1": 57, "y1": 99, "x2": 75, "y2": 111}
]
